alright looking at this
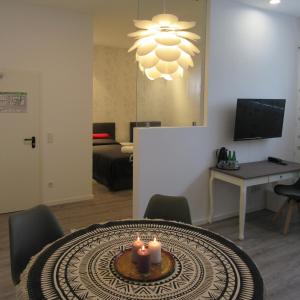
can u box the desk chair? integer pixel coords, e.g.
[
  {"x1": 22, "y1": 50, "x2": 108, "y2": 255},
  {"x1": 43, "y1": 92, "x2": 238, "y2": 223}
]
[
  {"x1": 144, "y1": 194, "x2": 192, "y2": 224},
  {"x1": 9, "y1": 205, "x2": 64, "y2": 284},
  {"x1": 273, "y1": 178, "x2": 300, "y2": 235}
]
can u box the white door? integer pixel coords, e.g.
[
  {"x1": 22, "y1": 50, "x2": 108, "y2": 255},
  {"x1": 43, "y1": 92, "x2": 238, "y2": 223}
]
[{"x1": 0, "y1": 70, "x2": 40, "y2": 213}]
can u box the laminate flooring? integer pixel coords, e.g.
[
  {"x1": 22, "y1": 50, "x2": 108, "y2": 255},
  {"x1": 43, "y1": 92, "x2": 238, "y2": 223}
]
[
  {"x1": 204, "y1": 210, "x2": 300, "y2": 300},
  {"x1": 0, "y1": 182, "x2": 132, "y2": 299},
  {"x1": 0, "y1": 184, "x2": 299, "y2": 299}
]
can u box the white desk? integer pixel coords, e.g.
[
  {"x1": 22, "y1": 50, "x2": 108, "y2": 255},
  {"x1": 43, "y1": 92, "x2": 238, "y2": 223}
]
[{"x1": 209, "y1": 160, "x2": 300, "y2": 240}]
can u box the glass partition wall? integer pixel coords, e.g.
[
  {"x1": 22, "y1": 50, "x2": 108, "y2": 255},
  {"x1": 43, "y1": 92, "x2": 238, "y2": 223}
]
[
  {"x1": 93, "y1": 0, "x2": 209, "y2": 144},
  {"x1": 134, "y1": 0, "x2": 209, "y2": 127}
]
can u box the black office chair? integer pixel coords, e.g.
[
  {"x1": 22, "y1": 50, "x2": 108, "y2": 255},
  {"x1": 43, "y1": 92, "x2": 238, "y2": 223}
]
[
  {"x1": 144, "y1": 194, "x2": 192, "y2": 224},
  {"x1": 9, "y1": 205, "x2": 64, "y2": 285},
  {"x1": 273, "y1": 178, "x2": 300, "y2": 235}
]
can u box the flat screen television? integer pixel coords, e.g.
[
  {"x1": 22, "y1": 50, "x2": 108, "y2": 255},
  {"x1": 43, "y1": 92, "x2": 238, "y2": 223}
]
[{"x1": 233, "y1": 99, "x2": 286, "y2": 141}]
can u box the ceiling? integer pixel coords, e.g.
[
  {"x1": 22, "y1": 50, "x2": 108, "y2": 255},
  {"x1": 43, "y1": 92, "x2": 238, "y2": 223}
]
[
  {"x1": 16, "y1": 0, "x2": 206, "y2": 48},
  {"x1": 16, "y1": 0, "x2": 138, "y2": 47},
  {"x1": 15, "y1": 0, "x2": 300, "y2": 48},
  {"x1": 236, "y1": 0, "x2": 300, "y2": 17}
]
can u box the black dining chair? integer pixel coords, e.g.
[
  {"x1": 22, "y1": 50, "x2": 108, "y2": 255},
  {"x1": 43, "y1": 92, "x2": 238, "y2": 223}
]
[
  {"x1": 273, "y1": 178, "x2": 300, "y2": 235},
  {"x1": 144, "y1": 194, "x2": 192, "y2": 224},
  {"x1": 9, "y1": 204, "x2": 64, "y2": 285}
]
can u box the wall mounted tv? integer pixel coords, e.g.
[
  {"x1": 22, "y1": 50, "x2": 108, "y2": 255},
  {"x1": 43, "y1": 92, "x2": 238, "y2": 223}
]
[{"x1": 233, "y1": 99, "x2": 286, "y2": 141}]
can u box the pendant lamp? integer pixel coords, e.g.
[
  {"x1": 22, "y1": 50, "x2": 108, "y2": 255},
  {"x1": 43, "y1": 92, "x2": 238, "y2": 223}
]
[{"x1": 128, "y1": 13, "x2": 200, "y2": 81}]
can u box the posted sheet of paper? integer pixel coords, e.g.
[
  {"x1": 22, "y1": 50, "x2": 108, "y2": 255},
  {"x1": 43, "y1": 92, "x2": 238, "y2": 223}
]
[{"x1": 0, "y1": 92, "x2": 27, "y2": 113}]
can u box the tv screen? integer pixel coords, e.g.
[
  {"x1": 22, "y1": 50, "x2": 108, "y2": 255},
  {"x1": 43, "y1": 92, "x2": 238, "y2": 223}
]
[{"x1": 233, "y1": 99, "x2": 286, "y2": 141}]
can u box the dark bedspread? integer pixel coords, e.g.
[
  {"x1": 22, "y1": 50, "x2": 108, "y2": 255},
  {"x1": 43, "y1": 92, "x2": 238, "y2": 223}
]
[{"x1": 93, "y1": 144, "x2": 133, "y2": 191}]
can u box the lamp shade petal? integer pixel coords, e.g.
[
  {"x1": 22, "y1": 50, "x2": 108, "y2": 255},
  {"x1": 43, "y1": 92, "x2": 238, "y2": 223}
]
[
  {"x1": 162, "y1": 74, "x2": 173, "y2": 81},
  {"x1": 178, "y1": 52, "x2": 194, "y2": 68},
  {"x1": 179, "y1": 42, "x2": 196, "y2": 56},
  {"x1": 172, "y1": 66, "x2": 184, "y2": 78},
  {"x1": 166, "y1": 66, "x2": 184, "y2": 80},
  {"x1": 139, "y1": 53, "x2": 159, "y2": 68},
  {"x1": 176, "y1": 31, "x2": 200, "y2": 41},
  {"x1": 156, "y1": 46, "x2": 181, "y2": 62},
  {"x1": 128, "y1": 30, "x2": 155, "y2": 39},
  {"x1": 156, "y1": 61, "x2": 179, "y2": 74},
  {"x1": 139, "y1": 64, "x2": 145, "y2": 72},
  {"x1": 134, "y1": 20, "x2": 158, "y2": 29},
  {"x1": 173, "y1": 21, "x2": 196, "y2": 30},
  {"x1": 145, "y1": 67, "x2": 161, "y2": 80},
  {"x1": 180, "y1": 39, "x2": 200, "y2": 54},
  {"x1": 137, "y1": 41, "x2": 157, "y2": 56},
  {"x1": 128, "y1": 39, "x2": 142, "y2": 52},
  {"x1": 152, "y1": 14, "x2": 179, "y2": 26},
  {"x1": 129, "y1": 37, "x2": 154, "y2": 52},
  {"x1": 155, "y1": 32, "x2": 181, "y2": 46}
]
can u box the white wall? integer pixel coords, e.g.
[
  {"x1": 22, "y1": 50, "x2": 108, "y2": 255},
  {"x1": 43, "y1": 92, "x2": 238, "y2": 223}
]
[
  {"x1": 294, "y1": 20, "x2": 300, "y2": 163},
  {"x1": 0, "y1": 0, "x2": 93, "y2": 205},
  {"x1": 133, "y1": 0, "x2": 299, "y2": 224}
]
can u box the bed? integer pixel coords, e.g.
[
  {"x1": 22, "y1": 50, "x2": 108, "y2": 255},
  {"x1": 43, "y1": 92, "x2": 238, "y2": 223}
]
[
  {"x1": 93, "y1": 121, "x2": 161, "y2": 191},
  {"x1": 93, "y1": 123, "x2": 132, "y2": 191}
]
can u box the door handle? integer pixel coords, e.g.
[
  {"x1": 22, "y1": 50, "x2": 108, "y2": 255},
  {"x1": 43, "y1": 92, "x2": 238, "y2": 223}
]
[{"x1": 24, "y1": 136, "x2": 36, "y2": 149}]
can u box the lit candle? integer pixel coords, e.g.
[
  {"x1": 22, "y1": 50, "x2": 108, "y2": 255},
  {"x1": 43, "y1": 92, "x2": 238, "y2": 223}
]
[
  {"x1": 148, "y1": 237, "x2": 161, "y2": 264},
  {"x1": 137, "y1": 245, "x2": 150, "y2": 273},
  {"x1": 132, "y1": 236, "x2": 144, "y2": 263}
]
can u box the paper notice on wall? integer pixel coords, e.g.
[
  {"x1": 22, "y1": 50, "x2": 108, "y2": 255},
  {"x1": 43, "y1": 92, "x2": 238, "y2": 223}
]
[{"x1": 0, "y1": 92, "x2": 27, "y2": 113}]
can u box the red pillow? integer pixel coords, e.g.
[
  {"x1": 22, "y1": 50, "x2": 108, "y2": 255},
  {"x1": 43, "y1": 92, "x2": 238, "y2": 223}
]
[{"x1": 93, "y1": 133, "x2": 110, "y2": 139}]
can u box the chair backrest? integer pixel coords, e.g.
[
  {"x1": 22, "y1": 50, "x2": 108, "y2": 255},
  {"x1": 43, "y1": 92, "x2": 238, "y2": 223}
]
[
  {"x1": 144, "y1": 194, "x2": 192, "y2": 224},
  {"x1": 9, "y1": 205, "x2": 64, "y2": 285}
]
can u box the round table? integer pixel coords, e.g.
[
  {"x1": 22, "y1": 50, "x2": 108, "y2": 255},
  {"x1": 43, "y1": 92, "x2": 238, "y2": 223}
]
[{"x1": 18, "y1": 220, "x2": 264, "y2": 300}]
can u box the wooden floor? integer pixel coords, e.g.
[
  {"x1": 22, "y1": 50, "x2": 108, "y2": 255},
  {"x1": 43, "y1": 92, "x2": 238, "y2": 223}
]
[
  {"x1": 0, "y1": 182, "x2": 132, "y2": 300},
  {"x1": 1, "y1": 184, "x2": 300, "y2": 299},
  {"x1": 204, "y1": 210, "x2": 300, "y2": 300}
]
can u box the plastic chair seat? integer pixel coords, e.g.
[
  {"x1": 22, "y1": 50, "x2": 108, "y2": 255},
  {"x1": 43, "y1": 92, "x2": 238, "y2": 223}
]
[{"x1": 274, "y1": 185, "x2": 300, "y2": 201}]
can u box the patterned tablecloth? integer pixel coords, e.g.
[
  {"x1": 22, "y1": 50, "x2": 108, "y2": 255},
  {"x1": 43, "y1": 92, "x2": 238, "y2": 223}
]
[{"x1": 18, "y1": 220, "x2": 264, "y2": 300}]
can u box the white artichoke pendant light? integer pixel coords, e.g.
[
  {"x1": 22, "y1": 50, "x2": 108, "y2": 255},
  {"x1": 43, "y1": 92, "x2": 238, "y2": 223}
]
[{"x1": 128, "y1": 13, "x2": 200, "y2": 81}]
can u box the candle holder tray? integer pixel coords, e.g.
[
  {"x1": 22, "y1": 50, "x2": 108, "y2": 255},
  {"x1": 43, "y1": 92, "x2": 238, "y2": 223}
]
[{"x1": 113, "y1": 249, "x2": 175, "y2": 282}]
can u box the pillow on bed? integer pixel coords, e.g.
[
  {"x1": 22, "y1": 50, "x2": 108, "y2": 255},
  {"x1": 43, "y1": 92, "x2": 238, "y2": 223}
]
[
  {"x1": 93, "y1": 139, "x2": 119, "y2": 146},
  {"x1": 93, "y1": 133, "x2": 110, "y2": 139}
]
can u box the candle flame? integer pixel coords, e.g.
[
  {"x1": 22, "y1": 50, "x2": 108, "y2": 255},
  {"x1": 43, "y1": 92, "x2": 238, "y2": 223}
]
[
  {"x1": 141, "y1": 245, "x2": 145, "y2": 251},
  {"x1": 154, "y1": 237, "x2": 157, "y2": 242},
  {"x1": 137, "y1": 236, "x2": 140, "y2": 241}
]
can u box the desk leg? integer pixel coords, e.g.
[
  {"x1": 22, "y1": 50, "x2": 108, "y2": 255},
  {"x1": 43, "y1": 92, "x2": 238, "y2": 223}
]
[
  {"x1": 239, "y1": 184, "x2": 247, "y2": 240},
  {"x1": 209, "y1": 172, "x2": 214, "y2": 224}
]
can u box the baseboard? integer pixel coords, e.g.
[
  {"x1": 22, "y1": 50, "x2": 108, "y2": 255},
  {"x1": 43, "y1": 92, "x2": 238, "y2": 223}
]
[
  {"x1": 192, "y1": 206, "x2": 263, "y2": 226},
  {"x1": 192, "y1": 217, "x2": 209, "y2": 226},
  {"x1": 44, "y1": 194, "x2": 94, "y2": 206}
]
